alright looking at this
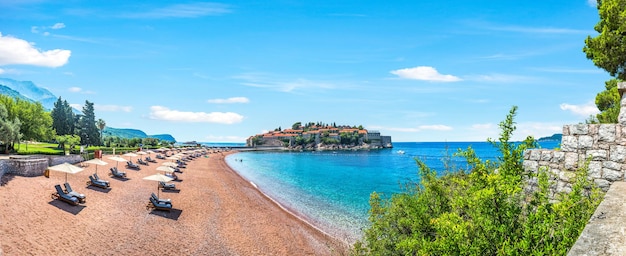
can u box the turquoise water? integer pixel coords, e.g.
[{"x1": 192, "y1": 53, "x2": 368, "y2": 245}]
[{"x1": 224, "y1": 141, "x2": 560, "y2": 243}]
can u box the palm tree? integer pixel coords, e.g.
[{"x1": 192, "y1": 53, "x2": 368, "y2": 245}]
[{"x1": 96, "y1": 119, "x2": 106, "y2": 145}]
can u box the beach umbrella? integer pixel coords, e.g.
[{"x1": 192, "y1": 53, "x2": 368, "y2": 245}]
[
  {"x1": 143, "y1": 173, "x2": 174, "y2": 197},
  {"x1": 108, "y1": 156, "x2": 128, "y2": 168},
  {"x1": 83, "y1": 158, "x2": 109, "y2": 175},
  {"x1": 161, "y1": 162, "x2": 178, "y2": 168},
  {"x1": 156, "y1": 166, "x2": 175, "y2": 173},
  {"x1": 123, "y1": 152, "x2": 138, "y2": 161},
  {"x1": 48, "y1": 162, "x2": 84, "y2": 183},
  {"x1": 166, "y1": 155, "x2": 180, "y2": 160}
]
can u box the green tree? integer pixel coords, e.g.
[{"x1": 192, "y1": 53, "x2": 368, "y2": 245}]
[
  {"x1": 96, "y1": 118, "x2": 106, "y2": 145},
  {"x1": 56, "y1": 134, "x2": 81, "y2": 155},
  {"x1": 595, "y1": 78, "x2": 621, "y2": 123},
  {"x1": 0, "y1": 95, "x2": 53, "y2": 149},
  {"x1": 352, "y1": 106, "x2": 602, "y2": 255},
  {"x1": 77, "y1": 100, "x2": 100, "y2": 146},
  {"x1": 51, "y1": 97, "x2": 75, "y2": 136},
  {"x1": 584, "y1": 0, "x2": 626, "y2": 79},
  {"x1": 0, "y1": 104, "x2": 21, "y2": 153}
]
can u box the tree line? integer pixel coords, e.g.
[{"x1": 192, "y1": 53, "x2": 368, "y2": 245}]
[{"x1": 0, "y1": 94, "x2": 172, "y2": 153}]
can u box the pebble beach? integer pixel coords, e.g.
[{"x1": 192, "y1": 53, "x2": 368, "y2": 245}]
[{"x1": 0, "y1": 151, "x2": 347, "y2": 255}]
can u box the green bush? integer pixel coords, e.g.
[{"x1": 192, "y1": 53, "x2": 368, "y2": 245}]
[{"x1": 352, "y1": 106, "x2": 602, "y2": 255}]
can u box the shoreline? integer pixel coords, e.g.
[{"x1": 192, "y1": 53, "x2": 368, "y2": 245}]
[
  {"x1": 223, "y1": 151, "x2": 352, "y2": 245},
  {"x1": 0, "y1": 151, "x2": 348, "y2": 255}
]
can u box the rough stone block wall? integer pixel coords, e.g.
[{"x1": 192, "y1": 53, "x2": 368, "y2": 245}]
[
  {"x1": 0, "y1": 155, "x2": 84, "y2": 180},
  {"x1": 524, "y1": 123, "x2": 626, "y2": 194}
]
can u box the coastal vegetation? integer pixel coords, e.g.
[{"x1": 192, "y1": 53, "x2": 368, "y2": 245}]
[
  {"x1": 352, "y1": 106, "x2": 602, "y2": 255},
  {"x1": 0, "y1": 94, "x2": 175, "y2": 154},
  {"x1": 585, "y1": 0, "x2": 626, "y2": 124}
]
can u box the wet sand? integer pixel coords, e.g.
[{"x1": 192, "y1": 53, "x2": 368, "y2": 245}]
[{"x1": 0, "y1": 151, "x2": 348, "y2": 255}]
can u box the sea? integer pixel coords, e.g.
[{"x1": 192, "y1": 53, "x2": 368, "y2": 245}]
[{"x1": 206, "y1": 141, "x2": 560, "y2": 244}]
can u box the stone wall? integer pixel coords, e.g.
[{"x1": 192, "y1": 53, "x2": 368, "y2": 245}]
[
  {"x1": 0, "y1": 154, "x2": 84, "y2": 180},
  {"x1": 523, "y1": 123, "x2": 626, "y2": 195}
]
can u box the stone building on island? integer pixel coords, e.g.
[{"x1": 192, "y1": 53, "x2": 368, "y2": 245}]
[{"x1": 246, "y1": 124, "x2": 392, "y2": 149}]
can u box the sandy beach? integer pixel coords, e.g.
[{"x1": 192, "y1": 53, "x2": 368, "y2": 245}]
[{"x1": 0, "y1": 151, "x2": 347, "y2": 255}]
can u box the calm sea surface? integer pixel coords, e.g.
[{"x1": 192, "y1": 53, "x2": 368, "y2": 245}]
[{"x1": 217, "y1": 141, "x2": 560, "y2": 243}]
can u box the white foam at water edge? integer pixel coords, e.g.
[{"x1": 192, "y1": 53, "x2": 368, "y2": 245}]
[{"x1": 250, "y1": 181, "x2": 257, "y2": 188}]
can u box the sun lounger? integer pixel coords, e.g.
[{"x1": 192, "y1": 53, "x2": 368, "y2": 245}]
[
  {"x1": 156, "y1": 154, "x2": 165, "y2": 159},
  {"x1": 137, "y1": 158, "x2": 149, "y2": 165},
  {"x1": 93, "y1": 173, "x2": 111, "y2": 186},
  {"x1": 87, "y1": 175, "x2": 110, "y2": 189},
  {"x1": 51, "y1": 184, "x2": 79, "y2": 205},
  {"x1": 158, "y1": 181, "x2": 176, "y2": 190},
  {"x1": 148, "y1": 196, "x2": 172, "y2": 211},
  {"x1": 151, "y1": 192, "x2": 171, "y2": 205},
  {"x1": 146, "y1": 156, "x2": 157, "y2": 163},
  {"x1": 63, "y1": 182, "x2": 86, "y2": 203},
  {"x1": 126, "y1": 161, "x2": 140, "y2": 170},
  {"x1": 110, "y1": 167, "x2": 127, "y2": 178}
]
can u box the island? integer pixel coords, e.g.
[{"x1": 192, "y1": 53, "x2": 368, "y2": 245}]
[{"x1": 246, "y1": 122, "x2": 392, "y2": 150}]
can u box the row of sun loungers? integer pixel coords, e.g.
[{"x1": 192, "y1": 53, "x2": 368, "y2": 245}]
[{"x1": 50, "y1": 150, "x2": 209, "y2": 210}]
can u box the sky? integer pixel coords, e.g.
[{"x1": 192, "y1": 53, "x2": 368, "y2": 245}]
[{"x1": 0, "y1": 0, "x2": 612, "y2": 143}]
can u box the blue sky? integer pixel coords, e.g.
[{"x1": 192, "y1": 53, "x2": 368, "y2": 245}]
[{"x1": 0, "y1": 0, "x2": 610, "y2": 143}]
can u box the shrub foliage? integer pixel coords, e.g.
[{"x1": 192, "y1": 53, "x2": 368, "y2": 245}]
[{"x1": 352, "y1": 106, "x2": 602, "y2": 255}]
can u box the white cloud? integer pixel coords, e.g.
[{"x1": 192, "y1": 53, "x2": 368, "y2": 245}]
[
  {"x1": 0, "y1": 68, "x2": 20, "y2": 75},
  {"x1": 149, "y1": 106, "x2": 243, "y2": 124},
  {"x1": 587, "y1": 0, "x2": 597, "y2": 7},
  {"x1": 559, "y1": 102, "x2": 600, "y2": 117},
  {"x1": 471, "y1": 123, "x2": 494, "y2": 130},
  {"x1": 95, "y1": 105, "x2": 133, "y2": 112},
  {"x1": 371, "y1": 124, "x2": 453, "y2": 132},
  {"x1": 390, "y1": 66, "x2": 462, "y2": 82},
  {"x1": 0, "y1": 33, "x2": 71, "y2": 67},
  {"x1": 418, "y1": 125, "x2": 453, "y2": 131},
  {"x1": 235, "y1": 73, "x2": 337, "y2": 93},
  {"x1": 123, "y1": 2, "x2": 232, "y2": 18},
  {"x1": 68, "y1": 87, "x2": 82, "y2": 92},
  {"x1": 207, "y1": 97, "x2": 249, "y2": 104},
  {"x1": 69, "y1": 103, "x2": 81, "y2": 110},
  {"x1": 467, "y1": 74, "x2": 537, "y2": 83},
  {"x1": 51, "y1": 23, "x2": 65, "y2": 29}
]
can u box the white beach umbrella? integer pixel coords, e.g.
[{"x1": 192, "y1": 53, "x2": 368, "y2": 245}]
[
  {"x1": 136, "y1": 151, "x2": 148, "y2": 155},
  {"x1": 156, "y1": 166, "x2": 175, "y2": 173},
  {"x1": 123, "y1": 152, "x2": 138, "y2": 161},
  {"x1": 143, "y1": 173, "x2": 174, "y2": 197},
  {"x1": 108, "y1": 156, "x2": 128, "y2": 168},
  {"x1": 82, "y1": 158, "x2": 109, "y2": 175},
  {"x1": 161, "y1": 162, "x2": 178, "y2": 168},
  {"x1": 48, "y1": 162, "x2": 84, "y2": 183}
]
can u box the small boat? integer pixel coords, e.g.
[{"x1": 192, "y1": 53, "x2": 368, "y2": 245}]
[{"x1": 397, "y1": 150, "x2": 405, "y2": 154}]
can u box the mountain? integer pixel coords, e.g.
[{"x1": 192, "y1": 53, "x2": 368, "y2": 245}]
[
  {"x1": 538, "y1": 133, "x2": 562, "y2": 142},
  {"x1": 0, "y1": 78, "x2": 57, "y2": 110},
  {"x1": 0, "y1": 84, "x2": 32, "y2": 102},
  {"x1": 150, "y1": 134, "x2": 176, "y2": 142},
  {"x1": 103, "y1": 127, "x2": 176, "y2": 142}
]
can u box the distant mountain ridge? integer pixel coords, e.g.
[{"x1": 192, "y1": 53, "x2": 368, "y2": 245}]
[
  {"x1": 0, "y1": 77, "x2": 176, "y2": 143},
  {"x1": 103, "y1": 127, "x2": 176, "y2": 142},
  {"x1": 0, "y1": 77, "x2": 57, "y2": 110}
]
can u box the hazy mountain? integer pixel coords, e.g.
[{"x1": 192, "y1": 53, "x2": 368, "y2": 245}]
[
  {"x1": 103, "y1": 127, "x2": 176, "y2": 142},
  {"x1": 0, "y1": 77, "x2": 57, "y2": 110}
]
